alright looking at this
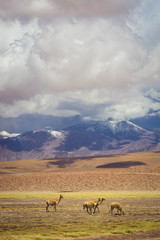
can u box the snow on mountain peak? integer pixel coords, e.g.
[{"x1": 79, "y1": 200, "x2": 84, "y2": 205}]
[
  {"x1": 96, "y1": 119, "x2": 147, "y2": 134},
  {"x1": 0, "y1": 131, "x2": 20, "y2": 139},
  {"x1": 48, "y1": 130, "x2": 63, "y2": 138},
  {"x1": 126, "y1": 120, "x2": 146, "y2": 131},
  {"x1": 30, "y1": 129, "x2": 64, "y2": 138}
]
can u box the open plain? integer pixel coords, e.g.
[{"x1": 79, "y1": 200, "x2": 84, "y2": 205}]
[{"x1": 0, "y1": 152, "x2": 160, "y2": 239}]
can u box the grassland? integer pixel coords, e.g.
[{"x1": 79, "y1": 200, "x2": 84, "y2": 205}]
[
  {"x1": 0, "y1": 152, "x2": 160, "y2": 239},
  {"x1": 0, "y1": 191, "x2": 160, "y2": 240}
]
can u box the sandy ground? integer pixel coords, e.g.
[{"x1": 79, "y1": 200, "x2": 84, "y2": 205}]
[
  {"x1": 0, "y1": 167, "x2": 160, "y2": 192},
  {"x1": 0, "y1": 152, "x2": 160, "y2": 239},
  {"x1": 0, "y1": 152, "x2": 160, "y2": 192}
]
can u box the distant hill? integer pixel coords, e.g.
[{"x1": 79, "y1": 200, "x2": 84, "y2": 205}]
[{"x1": 0, "y1": 152, "x2": 160, "y2": 174}]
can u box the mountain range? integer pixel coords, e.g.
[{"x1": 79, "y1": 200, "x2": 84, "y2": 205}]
[{"x1": 0, "y1": 118, "x2": 159, "y2": 161}]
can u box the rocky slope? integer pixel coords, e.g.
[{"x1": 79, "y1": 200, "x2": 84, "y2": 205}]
[{"x1": 0, "y1": 119, "x2": 159, "y2": 161}]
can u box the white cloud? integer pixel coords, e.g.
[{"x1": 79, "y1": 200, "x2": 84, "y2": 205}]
[
  {"x1": 0, "y1": 0, "x2": 159, "y2": 120},
  {"x1": 28, "y1": 18, "x2": 149, "y2": 92},
  {"x1": 146, "y1": 89, "x2": 160, "y2": 101}
]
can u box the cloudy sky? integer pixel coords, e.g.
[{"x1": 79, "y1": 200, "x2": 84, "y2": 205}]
[{"x1": 0, "y1": 0, "x2": 160, "y2": 120}]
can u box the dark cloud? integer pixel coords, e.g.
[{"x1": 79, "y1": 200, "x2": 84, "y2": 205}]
[
  {"x1": 57, "y1": 100, "x2": 108, "y2": 120},
  {"x1": 0, "y1": 0, "x2": 140, "y2": 21}
]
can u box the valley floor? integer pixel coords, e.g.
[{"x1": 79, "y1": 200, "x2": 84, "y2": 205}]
[
  {"x1": 0, "y1": 191, "x2": 160, "y2": 240},
  {"x1": 0, "y1": 152, "x2": 160, "y2": 239}
]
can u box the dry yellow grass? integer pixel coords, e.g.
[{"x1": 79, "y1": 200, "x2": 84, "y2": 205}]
[
  {"x1": 0, "y1": 152, "x2": 160, "y2": 239},
  {"x1": 0, "y1": 151, "x2": 160, "y2": 174},
  {"x1": 0, "y1": 152, "x2": 160, "y2": 192}
]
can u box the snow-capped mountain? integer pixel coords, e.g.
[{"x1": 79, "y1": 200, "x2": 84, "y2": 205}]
[
  {"x1": 57, "y1": 120, "x2": 153, "y2": 152},
  {"x1": 0, "y1": 119, "x2": 159, "y2": 161},
  {"x1": 0, "y1": 129, "x2": 64, "y2": 152}
]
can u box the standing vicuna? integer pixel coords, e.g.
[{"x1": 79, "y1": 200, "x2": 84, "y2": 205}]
[
  {"x1": 95, "y1": 198, "x2": 105, "y2": 212},
  {"x1": 82, "y1": 198, "x2": 101, "y2": 214},
  {"x1": 109, "y1": 202, "x2": 125, "y2": 216},
  {"x1": 46, "y1": 194, "x2": 63, "y2": 212}
]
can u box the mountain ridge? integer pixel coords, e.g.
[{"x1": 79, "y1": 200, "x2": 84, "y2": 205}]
[
  {"x1": 0, "y1": 119, "x2": 159, "y2": 161},
  {"x1": 0, "y1": 113, "x2": 160, "y2": 133}
]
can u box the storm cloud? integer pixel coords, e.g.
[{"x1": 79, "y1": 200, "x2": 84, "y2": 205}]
[{"x1": 0, "y1": 0, "x2": 160, "y2": 120}]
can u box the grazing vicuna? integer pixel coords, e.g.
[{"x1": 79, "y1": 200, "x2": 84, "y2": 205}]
[
  {"x1": 82, "y1": 198, "x2": 101, "y2": 214},
  {"x1": 46, "y1": 194, "x2": 63, "y2": 212},
  {"x1": 109, "y1": 202, "x2": 125, "y2": 216}
]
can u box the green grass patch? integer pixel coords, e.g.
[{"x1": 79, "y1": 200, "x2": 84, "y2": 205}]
[
  {"x1": 0, "y1": 190, "x2": 160, "y2": 199},
  {"x1": 0, "y1": 220, "x2": 159, "y2": 240},
  {"x1": 64, "y1": 191, "x2": 160, "y2": 200},
  {"x1": 0, "y1": 191, "x2": 160, "y2": 239}
]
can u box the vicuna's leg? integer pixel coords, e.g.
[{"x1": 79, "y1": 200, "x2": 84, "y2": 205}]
[
  {"x1": 87, "y1": 206, "x2": 91, "y2": 214},
  {"x1": 93, "y1": 207, "x2": 96, "y2": 214},
  {"x1": 92, "y1": 206, "x2": 96, "y2": 214},
  {"x1": 88, "y1": 207, "x2": 92, "y2": 215},
  {"x1": 90, "y1": 207, "x2": 93, "y2": 215},
  {"x1": 120, "y1": 209, "x2": 124, "y2": 215},
  {"x1": 87, "y1": 207, "x2": 90, "y2": 214},
  {"x1": 82, "y1": 204, "x2": 86, "y2": 212},
  {"x1": 119, "y1": 209, "x2": 123, "y2": 215},
  {"x1": 110, "y1": 207, "x2": 113, "y2": 215},
  {"x1": 46, "y1": 202, "x2": 49, "y2": 212},
  {"x1": 54, "y1": 205, "x2": 56, "y2": 212},
  {"x1": 95, "y1": 206, "x2": 99, "y2": 213}
]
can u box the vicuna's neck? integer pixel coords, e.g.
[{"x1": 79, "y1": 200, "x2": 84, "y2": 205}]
[{"x1": 57, "y1": 196, "x2": 62, "y2": 205}]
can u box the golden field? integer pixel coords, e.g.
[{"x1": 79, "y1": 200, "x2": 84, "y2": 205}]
[
  {"x1": 0, "y1": 152, "x2": 160, "y2": 240},
  {"x1": 0, "y1": 152, "x2": 160, "y2": 192}
]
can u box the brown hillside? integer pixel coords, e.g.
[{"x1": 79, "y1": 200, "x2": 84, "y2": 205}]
[{"x1": 0, "y1": 152, "x2": 160, "y2": 192}]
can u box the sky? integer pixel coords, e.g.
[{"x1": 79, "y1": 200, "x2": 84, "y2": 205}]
[{"x1": 0, "y1": 0, "x2": 160, "y2": 121}]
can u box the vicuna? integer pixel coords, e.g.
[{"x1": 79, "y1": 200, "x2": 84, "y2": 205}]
[
  {"x1": 109, "y1": 202, "x2": 125, "y2": 215},
  {"x1": 46, "y1": 194, "x2": 63, "y2": 212},
  {"x1": 82, "y1": 198, "x2": 102, "y2": 214}
]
